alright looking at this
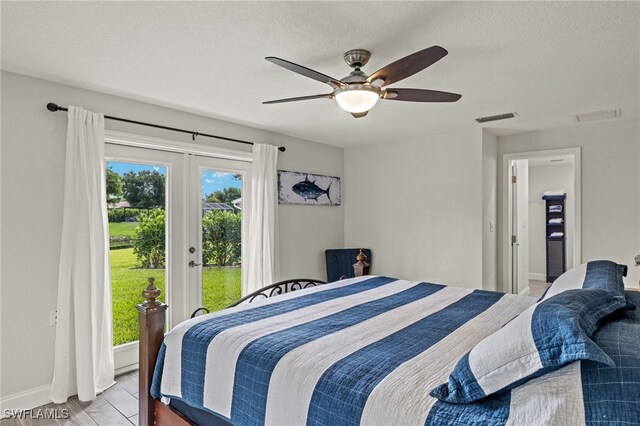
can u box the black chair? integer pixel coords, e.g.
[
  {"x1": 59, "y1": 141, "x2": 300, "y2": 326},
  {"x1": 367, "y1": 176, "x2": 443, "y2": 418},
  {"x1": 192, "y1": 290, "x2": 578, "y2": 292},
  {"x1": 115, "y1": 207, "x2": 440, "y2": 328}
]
[{"x1": 325, "y1": 248, "x2": 372, "y2": 282}]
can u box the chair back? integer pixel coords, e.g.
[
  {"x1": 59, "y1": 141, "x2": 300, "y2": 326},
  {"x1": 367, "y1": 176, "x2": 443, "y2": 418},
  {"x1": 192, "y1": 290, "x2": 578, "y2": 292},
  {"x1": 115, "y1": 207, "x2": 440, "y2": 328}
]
[{"x1": 325, "y1": 248, "x2": 372, "y2": 282}]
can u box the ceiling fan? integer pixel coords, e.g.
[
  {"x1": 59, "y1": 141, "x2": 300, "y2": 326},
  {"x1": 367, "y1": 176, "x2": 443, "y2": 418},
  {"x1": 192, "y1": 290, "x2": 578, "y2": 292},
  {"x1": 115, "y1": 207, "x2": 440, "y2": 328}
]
[{"x1": 263, "y1": 46, "x2": 461, "y2": 118}]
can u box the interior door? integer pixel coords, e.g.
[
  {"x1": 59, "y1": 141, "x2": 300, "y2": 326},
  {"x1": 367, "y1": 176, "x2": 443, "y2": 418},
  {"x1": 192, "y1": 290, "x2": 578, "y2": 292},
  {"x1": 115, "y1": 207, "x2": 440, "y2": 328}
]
[
  {"x1": 515, "y1": 160, "x2": 529, "y2": 294},
  {"x1": 510, "y1": 160, "x2": 529, "y2": 294},
  {"x1": 187, "y1": 155, "x2": 251, "y2": 315},
  {"x1": 511, "y1": 162, "x2": 519, "y2": 294}
]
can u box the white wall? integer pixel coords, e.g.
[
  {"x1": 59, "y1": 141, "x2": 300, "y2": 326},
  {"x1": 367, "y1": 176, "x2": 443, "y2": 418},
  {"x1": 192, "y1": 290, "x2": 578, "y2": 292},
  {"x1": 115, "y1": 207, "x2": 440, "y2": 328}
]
[
  {"x1": 482, "y1": 130, "x2": 498, "y2": 290},
  {"x1": 344, "y1": 127, "x2": 484, "y2": 289},
  {"x1": 528, "y1": 162, "x2": 575, "y2": 280},
  {"x1": 0, "y1": 71, "x2": 344, "y2": 405},
  {"x1": 497, "y1": 119, "x2": 640, "y2": 291}
]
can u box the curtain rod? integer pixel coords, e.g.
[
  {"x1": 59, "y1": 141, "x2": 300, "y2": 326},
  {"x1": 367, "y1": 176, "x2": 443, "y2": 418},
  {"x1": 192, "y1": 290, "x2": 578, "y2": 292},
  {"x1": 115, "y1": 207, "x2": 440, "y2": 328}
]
[{"x1": 46, "y1": 103, "x2": 286, "y2": 152}]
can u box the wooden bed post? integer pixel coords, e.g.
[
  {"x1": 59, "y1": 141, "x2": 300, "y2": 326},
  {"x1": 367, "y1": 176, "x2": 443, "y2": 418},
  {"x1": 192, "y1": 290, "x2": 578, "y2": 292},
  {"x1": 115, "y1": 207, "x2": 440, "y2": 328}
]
[
  {"x1": 353, "y1": 249, "x2": 370, "y2": 277},
  {"x1": 137, "y1": 277, "x2": 167, "y2": 426}
]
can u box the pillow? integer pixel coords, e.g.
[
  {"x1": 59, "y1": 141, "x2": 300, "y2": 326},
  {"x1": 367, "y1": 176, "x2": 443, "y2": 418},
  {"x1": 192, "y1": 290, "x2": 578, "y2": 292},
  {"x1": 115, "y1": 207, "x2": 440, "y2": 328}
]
[
  {"x1": 539, "y1": 260, "x2": 627, "y2": 302},
  {"x1": 430, "y1": 288, "x2": 626, "y2": 404}
]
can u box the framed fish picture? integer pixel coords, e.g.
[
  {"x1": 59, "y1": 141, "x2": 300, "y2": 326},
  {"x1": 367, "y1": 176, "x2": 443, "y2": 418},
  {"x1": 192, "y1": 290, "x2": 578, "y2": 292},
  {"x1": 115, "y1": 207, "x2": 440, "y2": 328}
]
[{"x1": 278, "y1": 170, "x2": 341, "y2": 206}]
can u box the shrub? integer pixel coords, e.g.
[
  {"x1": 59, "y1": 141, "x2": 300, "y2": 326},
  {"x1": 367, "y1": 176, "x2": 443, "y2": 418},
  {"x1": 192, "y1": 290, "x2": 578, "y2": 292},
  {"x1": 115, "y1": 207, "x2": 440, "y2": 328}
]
[
  {"x1": 108, "y1": 209, "x2": 143, "y2": 223},
  {"x1": 132, "y1": 209, "x2": 165, "y2": 268},
  {"x1": 108, "y1": 209, "x2": 119, "y2": 223},
  {"x1": 129, "y1": 208, "x2": 240, "y2": 268},
  {"x1": 202, "y1": 211, "x2": 241, "y2": 266}
]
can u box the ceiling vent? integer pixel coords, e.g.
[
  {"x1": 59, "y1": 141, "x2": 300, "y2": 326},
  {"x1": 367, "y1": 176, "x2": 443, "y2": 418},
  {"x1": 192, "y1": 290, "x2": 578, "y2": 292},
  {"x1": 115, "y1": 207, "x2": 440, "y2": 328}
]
[
  {"x1": 475, "y1": 112, "x2": 518, "y2": 123},
  {"x1": 573, "y1": 109, "x2": 621, "y2": 123}
]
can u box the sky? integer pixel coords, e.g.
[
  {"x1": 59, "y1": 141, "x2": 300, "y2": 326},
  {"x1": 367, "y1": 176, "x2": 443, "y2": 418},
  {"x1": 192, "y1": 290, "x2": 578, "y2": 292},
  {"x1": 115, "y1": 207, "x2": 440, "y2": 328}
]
[
  {"x1": 200, "y1": 170, "x2": 241, "y2": 197},
  {"x1": 107, "y1": 161, "x2": 241, "y2": 197}
]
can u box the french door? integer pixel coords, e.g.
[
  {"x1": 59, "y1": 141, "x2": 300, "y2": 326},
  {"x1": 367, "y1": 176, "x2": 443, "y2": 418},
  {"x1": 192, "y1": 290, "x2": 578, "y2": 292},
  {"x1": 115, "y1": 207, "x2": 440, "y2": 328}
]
[
  {"x1": 105, "y1": 137, "x2": 251, "y2": 372},
  {"x1": 187, "y1": 155, "x2": 250, "y2": 317}
]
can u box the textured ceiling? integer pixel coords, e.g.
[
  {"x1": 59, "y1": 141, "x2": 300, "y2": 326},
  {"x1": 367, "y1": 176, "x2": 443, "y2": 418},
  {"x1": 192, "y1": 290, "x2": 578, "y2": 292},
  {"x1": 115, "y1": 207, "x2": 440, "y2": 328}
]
[{"x1": 2, "y1": 1, "x2": 639, "y2": 148}]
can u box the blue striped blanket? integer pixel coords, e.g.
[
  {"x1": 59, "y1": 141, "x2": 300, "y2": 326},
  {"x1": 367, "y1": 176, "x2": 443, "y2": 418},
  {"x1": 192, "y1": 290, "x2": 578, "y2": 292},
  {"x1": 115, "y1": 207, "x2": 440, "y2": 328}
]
[{"x1": 150, "y1": 276, "x2": 640, "y2": 425}]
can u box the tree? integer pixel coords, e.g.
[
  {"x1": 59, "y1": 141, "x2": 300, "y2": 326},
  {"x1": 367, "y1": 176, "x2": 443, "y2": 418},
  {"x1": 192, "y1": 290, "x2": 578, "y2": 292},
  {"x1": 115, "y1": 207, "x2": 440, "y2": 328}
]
[
  {"x1": 202, "y1": 210, "x2": 241, "y2": 266},
  {"x1": 106, "y1": 168, "x2": 123, "y2": 204},
  {"x1": 122, "y1": 170, "x2": 165, "y2": 208},
  {"x1": 132, "y1": 209, "x2": 165, "y2": 268},
  {"x1": 204, "y1": 187, "x2": 241, "y2": 204}
]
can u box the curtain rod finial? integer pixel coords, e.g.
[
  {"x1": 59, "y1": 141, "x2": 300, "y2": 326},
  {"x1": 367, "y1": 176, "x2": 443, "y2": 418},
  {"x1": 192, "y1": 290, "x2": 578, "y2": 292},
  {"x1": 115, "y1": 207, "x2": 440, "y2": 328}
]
[
  {"x1": 278, "y1": 146, "x2": 286, "y2": 152},
  {"x1": 47, "y1": 103, "x2": 60, "y2": 112}
]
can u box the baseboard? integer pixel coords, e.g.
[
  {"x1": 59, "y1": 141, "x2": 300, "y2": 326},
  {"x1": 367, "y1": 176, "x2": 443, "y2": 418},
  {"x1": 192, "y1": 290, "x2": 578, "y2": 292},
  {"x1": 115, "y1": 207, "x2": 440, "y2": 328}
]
[
  {"x1": 0, "y1": 364, "x2": 135, "y2": 417},
  {"x1": 115, "y1": 362, "x2": 138, "y2": 377},
  {"x1": 529, "y1": 273, "x2": 546, "y2": 282},
  {"x1": 519, "y1": 287, "x2": 531, "y2": 297},
  {"x1": 0, "y1": 384, "x2": 52, "y2": 418}
]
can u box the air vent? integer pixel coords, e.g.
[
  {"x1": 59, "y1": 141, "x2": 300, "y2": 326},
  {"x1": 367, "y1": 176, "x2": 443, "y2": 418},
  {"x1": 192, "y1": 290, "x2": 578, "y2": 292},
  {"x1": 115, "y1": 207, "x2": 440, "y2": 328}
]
[
  {"x1": 573, "y1": 109, "x2": 621, "y2": 123},
  {"x1": 475, "y1": 112, "x2": 518, "y2": 123}
]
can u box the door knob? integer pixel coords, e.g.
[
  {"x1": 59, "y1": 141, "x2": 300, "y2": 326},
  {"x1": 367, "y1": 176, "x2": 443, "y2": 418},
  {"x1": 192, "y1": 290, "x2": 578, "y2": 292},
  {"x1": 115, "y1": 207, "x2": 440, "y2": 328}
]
[{"x1": 189, "y1": 260, "x2": 202, "y2": 268}]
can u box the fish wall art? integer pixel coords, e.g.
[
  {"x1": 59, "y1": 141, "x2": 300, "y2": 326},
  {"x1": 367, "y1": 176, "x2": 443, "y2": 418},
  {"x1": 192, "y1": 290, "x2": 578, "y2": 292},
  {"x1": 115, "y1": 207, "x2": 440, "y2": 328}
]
[{"x1": 278, "y1": 170, "x2": 341, "y2": 206}]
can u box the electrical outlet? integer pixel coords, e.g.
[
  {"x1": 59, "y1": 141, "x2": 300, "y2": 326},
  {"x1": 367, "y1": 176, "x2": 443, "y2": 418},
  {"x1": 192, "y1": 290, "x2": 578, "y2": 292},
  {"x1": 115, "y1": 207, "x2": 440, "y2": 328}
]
[{"x1": 49, "y1": 309, "x2": 57, "y2": 326}]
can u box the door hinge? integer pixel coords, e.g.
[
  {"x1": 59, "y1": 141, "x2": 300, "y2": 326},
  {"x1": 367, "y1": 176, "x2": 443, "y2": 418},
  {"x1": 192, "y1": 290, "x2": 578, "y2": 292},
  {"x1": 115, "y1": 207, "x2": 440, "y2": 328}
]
[
  {"x1": 511, "y1": 175, "x2": 517, "y2": 184},
  {"x1": 512, "y1": 235, "x2": 517, "y2": 244}
]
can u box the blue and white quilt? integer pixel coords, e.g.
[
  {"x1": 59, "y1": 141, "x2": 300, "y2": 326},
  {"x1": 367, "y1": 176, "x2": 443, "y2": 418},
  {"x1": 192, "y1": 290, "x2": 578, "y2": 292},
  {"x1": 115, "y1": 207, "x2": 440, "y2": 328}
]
[{"x1": 150, "y1": 276, "x2": 640, "y2": 425}]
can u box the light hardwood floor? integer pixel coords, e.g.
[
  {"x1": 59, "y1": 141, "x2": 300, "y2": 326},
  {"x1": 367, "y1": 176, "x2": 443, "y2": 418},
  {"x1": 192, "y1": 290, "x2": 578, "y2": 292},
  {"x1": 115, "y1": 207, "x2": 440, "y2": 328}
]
[{"x1": 1, "y1": 370, "x2": 139, "y2": 426}]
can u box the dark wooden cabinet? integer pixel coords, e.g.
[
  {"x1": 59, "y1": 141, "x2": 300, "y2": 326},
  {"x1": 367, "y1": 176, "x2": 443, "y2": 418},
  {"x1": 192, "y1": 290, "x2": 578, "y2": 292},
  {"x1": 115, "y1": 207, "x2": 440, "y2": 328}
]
[{"x1": 543, "y1": 194, "x2": 566, "y2": 282}]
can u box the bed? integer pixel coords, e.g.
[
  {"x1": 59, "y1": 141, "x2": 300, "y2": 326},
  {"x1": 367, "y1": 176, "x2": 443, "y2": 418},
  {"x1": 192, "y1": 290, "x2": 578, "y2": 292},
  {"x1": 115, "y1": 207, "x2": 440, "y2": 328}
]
[{"x1": 137, "y1": 265, "x2": 640, "y2": 425}]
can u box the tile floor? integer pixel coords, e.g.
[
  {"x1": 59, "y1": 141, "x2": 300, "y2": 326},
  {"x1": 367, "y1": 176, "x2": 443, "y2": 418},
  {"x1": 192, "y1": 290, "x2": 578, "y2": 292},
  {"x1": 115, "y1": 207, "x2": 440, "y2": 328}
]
[{"x1": 1, "y1": 370, "x2": 139, "y2": 426}]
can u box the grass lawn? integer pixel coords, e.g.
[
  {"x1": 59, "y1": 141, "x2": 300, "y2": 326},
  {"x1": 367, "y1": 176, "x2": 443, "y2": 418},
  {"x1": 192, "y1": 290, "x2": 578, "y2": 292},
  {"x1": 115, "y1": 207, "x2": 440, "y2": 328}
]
[
  {"x1": 202, "y1": 267, "x2": 242, "y2": 312},
  {"x1": 109, "y1": 222, "x2": 138, "y2": 238},
  {"x1": 108, "y1": 222, "x2": 138, "y2": 250},
  {"x1": 110, "y1": 248, "x2": 240, "y2": 346}
]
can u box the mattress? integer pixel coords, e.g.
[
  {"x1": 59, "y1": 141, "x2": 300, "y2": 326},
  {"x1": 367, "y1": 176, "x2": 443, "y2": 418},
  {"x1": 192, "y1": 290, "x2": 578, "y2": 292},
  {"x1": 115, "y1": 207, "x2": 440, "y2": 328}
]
[{"x1": 151, "y1": 276, "x2": 640, "y2": 425}]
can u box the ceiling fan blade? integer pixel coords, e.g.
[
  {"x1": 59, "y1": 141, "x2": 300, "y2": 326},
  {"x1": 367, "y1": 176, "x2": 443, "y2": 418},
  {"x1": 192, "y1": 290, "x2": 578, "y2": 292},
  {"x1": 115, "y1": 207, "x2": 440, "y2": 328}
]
[
  {"x1": 351, "y1": 111, "x2": 368, "y2": 118},
  {"x1": 263, "y1": 94, "x2": 333, "y2": 104},
  {"x1": 266, "y1": 57, "x2": 344, "y2": 88},
  {"x1": 383, "y1": 88, "x2": 461, "y2": 103},
  {"x1": 366, "y1": 46, "x2": 448, "y2": 87}
]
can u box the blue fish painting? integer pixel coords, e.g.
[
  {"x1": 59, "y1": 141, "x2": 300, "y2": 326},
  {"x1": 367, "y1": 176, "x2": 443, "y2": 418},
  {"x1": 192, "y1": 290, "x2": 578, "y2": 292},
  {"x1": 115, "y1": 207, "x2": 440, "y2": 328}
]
[
  {"x1": 278, "y1": 170, "x2": 341, "y2": 205},
  {"x1": 292, "y1": 175, "x2": 332, "y2": 202}
]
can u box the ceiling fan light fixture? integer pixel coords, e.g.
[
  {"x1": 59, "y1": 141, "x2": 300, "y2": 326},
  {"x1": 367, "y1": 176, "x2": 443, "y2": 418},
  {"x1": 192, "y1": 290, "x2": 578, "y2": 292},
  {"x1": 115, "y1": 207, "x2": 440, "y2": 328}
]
[
  {"x1": 334, "y1": 85, "x2": 380, "y2": 113},
  {"x1": 264, "y1": 46, "x2": 460, "y2": 116}
]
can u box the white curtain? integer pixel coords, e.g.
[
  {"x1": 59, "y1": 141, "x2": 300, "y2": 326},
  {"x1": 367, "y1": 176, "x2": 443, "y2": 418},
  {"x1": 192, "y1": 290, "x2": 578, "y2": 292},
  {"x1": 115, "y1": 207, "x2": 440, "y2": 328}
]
[
  {"x1": 245, "y1": 143, "x2": 279, "y2": 294},
  {"x1": 50, "y1": 106, "x2": 114, "y2": 403}
]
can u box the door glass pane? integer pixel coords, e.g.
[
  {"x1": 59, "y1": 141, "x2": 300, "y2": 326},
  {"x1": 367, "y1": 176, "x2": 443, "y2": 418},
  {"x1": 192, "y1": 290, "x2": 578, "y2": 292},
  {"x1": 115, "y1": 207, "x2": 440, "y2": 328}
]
[
  {"x1": 106, "y1": 161, "x2": 166, "y2": 346},
  {"x1": 201, "y1": 170, "x2": 242, "y2": 310}
]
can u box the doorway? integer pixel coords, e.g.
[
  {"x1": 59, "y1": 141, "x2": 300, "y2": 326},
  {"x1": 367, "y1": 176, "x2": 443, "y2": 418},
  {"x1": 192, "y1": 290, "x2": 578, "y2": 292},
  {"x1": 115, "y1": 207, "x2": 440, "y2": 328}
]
[
  {"x1": 503, "y1": 148, "x2": 581, "y2": 296},
  {"x1": 104, "y1": 132, "x2": 251, "y2": 372}
]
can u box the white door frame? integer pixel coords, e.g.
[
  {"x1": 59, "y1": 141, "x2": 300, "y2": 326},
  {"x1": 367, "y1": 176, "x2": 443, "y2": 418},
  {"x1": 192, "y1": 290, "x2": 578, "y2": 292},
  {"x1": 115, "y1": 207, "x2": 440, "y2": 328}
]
[
  {"x1": 187, "y1": 155, "x2": 251, "y2": 313},
  {"x1": 501, "y1": 147, "x2": 582, "y2": 293},
  {"x1": 105, "y1": 130, "x2": 252, "y2": 373}
]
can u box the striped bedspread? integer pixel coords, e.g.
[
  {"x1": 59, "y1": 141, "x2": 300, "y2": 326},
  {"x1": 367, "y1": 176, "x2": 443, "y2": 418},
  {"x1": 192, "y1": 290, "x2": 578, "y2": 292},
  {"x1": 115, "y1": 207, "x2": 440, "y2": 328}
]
[{"x1": 150, "y1": 276, "x2": 639, "y2": 425}]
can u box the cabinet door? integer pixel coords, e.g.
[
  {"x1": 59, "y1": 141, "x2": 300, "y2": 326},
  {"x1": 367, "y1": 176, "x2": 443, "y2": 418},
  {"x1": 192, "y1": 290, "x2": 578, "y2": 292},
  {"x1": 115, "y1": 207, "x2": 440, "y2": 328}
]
[{"x1": 547, "y1": 239, "x2": 565, "y2": 280}]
